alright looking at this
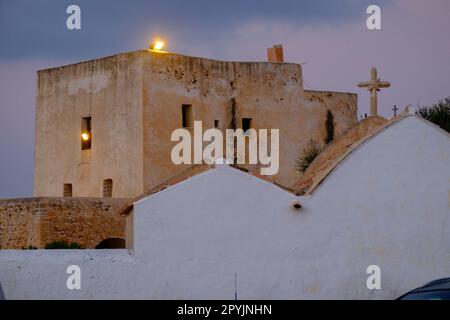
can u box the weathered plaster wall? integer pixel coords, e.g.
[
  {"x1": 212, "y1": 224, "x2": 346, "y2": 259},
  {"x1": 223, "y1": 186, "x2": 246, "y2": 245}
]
[
  {"x1": 0, "y1": 197, "x2": 127, "y2": 249},
  {"x1": 34, "y1": 51, "x2": 145, "y2": 198},
  {"x1": 33, "y1": 50, "x2": 357, "y2": 197},
  {"x1": 1, "y1": 116, "x2": 448, "y2": 300},
  {"x1": 303, "y1": 90, "x2": 358, "y2": 141},
  {"x1": 142, "y1": 52, "x2": 358, "y2": 190}
]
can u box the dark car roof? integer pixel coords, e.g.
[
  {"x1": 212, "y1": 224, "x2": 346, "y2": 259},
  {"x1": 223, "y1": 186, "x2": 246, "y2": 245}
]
[
  {"x1": 418, "y1": 278, "x2": 450, "y2": 291},
  {"x1": 397, "y1": 278, "x2": 450, "y2": 300},
  {"x1": 406, "y1": 278, "x2": 450, "y2": 295}
]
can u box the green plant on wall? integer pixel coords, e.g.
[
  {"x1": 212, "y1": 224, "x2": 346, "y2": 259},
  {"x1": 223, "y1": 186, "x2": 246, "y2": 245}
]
[
  {"x1": 45, "y1": 240, "x2": 84, "y2": 249},
  {"x1": 295, "y1": 139, "x2": 323, "y2": 173},
  {"x1": 21, "y1": 245, "x2": 38, "y2": 250}
]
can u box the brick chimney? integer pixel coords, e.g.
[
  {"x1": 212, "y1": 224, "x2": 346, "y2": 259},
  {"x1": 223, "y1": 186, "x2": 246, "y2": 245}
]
[{"x1": 267, "y1": 45, "x2": 284, "y2": 63}]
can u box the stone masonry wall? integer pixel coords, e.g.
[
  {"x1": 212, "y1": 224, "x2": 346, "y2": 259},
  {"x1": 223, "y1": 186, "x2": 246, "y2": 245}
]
[{"x1": 0, "y1": 197, "x2": 128, "y2": 249}]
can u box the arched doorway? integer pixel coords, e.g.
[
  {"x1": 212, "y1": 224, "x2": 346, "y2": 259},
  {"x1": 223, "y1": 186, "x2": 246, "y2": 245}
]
[{"x1": 95, "y1": 237, "x2": 125, "y2": 249}]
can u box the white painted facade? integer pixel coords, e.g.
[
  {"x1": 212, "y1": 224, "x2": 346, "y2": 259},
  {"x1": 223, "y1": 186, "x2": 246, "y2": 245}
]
[{"x1": 1, "y1": 115, "x2": 449, "y2": 299}]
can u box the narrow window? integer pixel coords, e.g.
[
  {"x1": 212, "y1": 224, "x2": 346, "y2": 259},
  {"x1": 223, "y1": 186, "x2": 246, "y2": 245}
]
[
  {"x1": 103, "y1": 179, "x2": 113, "y2": 198},
  {"x1": 182, "y1": 104, "x2": 193, "y2": 128},
  {"x1": 242, "y1": 118, "x2": 252, "y2": 133},
  {"x1": 81, "y1": 116, "x2": 92, "y2": 150},
  {"x1": 214, "y1": 120, "x2": 219, "y2": 128},
  {"x1": 63, "y1": 184, "x2": 73, "y2": 197}
]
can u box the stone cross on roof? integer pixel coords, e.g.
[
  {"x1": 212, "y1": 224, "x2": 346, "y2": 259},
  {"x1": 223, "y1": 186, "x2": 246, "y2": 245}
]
[{"x1": 358, "y1": 67, "x2": 391, "y2": 116}]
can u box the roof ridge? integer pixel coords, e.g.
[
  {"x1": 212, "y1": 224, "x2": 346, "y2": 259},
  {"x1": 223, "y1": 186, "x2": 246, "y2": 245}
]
[
  {"x1": 292, "y1": 115, "x2": 390, "y2": 195},
  {"x1": 118, "y1": 163, "x2": 212, "y2": 215}
]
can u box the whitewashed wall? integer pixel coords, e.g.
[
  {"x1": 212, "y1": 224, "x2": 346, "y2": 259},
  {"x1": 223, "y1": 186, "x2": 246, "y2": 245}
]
[
  {"x1": 303, "y1": 115, "x2": 450, "y2": 298},
  {"x1": 1, "y1": 116, "x2": 449, "y2": 299}
]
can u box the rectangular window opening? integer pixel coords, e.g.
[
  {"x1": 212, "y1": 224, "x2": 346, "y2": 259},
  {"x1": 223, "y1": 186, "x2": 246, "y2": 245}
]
[
  {"x1": 182, "y1": 104, "x2": 193, "y2": 128},
  {"x1": 81, "y1": 116, "x2": 92, "y2": 150},
  {"x1": 214, "y1": 120, "x2": 219, "y2": 128},
  {"x1": 63, "y1": 184, "x2": 73, "y2": 197},
  {"x1": 242, "y1": 118, "x2": 252, "y2": 134},
  {"x1": 103, "y1": 179, "x2": 113, "y2": 198}
]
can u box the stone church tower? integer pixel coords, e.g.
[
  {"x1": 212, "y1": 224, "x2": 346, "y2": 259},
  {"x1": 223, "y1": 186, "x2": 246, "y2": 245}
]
[{"x1": 33, "y1": 48, "x2": 358, "y2": 198}]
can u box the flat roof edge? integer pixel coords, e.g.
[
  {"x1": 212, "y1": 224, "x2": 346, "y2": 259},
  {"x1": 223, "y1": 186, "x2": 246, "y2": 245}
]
[
  {"x1": 37, "y1": 49, "x2": 301, "y2": 73},
  {"x1": 304, "y1": 89, "x2": 358, "y2": 96}
]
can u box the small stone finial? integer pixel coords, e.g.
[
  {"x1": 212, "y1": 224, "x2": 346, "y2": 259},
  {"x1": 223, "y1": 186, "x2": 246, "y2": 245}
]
[{"x1": 404, "y1": 105, "x2": 415, "y2": 115}]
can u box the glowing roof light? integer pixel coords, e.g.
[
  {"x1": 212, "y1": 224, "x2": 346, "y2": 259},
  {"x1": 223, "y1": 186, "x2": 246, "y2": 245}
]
[{"x1": 150, "y1": 40, "x2": 165, "y2": 51}]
